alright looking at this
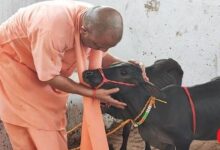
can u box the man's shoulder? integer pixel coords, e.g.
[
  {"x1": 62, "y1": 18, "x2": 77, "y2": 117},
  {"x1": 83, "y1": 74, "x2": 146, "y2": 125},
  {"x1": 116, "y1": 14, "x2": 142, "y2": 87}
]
[
  {"x1": 23, "y1": 0, "x2": 92, "y2": 12},
  {"x1": 22, "y1": 1, "x2": 92, "y2": 30},
  {"x1": 27, "y1": 1, "x2": 92, "y2": 19}
]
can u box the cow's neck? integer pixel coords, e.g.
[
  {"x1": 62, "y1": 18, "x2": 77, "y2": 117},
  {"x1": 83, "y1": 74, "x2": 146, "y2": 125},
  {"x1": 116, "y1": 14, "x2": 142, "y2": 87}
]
[{"x1": 123, "y1": 85, "x2": 152, "y2": 122}]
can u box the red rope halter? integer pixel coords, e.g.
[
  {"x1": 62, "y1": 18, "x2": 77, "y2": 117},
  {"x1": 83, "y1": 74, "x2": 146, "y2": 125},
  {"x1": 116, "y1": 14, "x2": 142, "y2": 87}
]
[
  {"x1": 95, "y1": 68, "x2": 136, "y2": 89},
  {"x1": 182, "y1": 86, "x2": 196, "y2": 134}
]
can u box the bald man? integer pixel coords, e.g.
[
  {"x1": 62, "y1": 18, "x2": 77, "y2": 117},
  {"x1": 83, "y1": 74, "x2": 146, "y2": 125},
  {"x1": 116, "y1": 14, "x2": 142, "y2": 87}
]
[{"x1": 0, "y1": 1, "x2": 128, "y2": 149}]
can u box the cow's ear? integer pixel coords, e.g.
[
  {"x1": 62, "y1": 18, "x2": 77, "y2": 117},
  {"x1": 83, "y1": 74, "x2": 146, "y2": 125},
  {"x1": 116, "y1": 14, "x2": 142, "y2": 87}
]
[{"x1": 144, "y1": 81, "x2": 166, "y2": 99}]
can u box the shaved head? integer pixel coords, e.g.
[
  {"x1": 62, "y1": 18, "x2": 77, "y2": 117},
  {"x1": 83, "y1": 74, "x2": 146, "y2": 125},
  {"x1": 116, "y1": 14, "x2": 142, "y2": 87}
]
[{"x1": 80, "y1": 6, "x2": 123, "y2": 51}]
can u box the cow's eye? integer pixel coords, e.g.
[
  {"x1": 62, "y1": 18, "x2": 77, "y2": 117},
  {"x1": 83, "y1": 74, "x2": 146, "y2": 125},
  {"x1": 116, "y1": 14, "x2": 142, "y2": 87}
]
[{"x1": 120, "y1": 69, "x2": 128, "y2": 76}]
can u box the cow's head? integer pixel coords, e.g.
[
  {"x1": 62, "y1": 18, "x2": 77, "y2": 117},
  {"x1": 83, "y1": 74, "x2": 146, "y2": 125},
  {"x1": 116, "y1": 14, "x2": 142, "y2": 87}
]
[
  {"x1": 83, "y1": 62, "x2": 163, "y2": 120},
  {"x1": 83, "y1": 62, "x2": 145, "y2": 88},
  {"x1": 146, "y1": 58, "x2": 183, "y2": 88}
]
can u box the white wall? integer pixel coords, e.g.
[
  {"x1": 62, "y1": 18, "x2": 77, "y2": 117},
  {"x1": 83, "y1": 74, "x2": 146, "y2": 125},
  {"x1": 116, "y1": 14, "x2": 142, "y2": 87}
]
[
  {"x1": 1, "y1": 0, "x2": 219, "y2": 86},
  {"x1": 0, "y1": 0, "x2": 44, "y2": 23}
]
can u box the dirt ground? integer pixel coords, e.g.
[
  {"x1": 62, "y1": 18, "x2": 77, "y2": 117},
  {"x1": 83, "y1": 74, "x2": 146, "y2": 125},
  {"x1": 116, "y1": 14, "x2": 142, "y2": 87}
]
[
  {"x1": 1, "y1": 119, "x2": 220, "y2": 150},
  {"x1": 108, "y1": 127, "x2": 220, "y2": 150},
  {"x1": 2, "y1": 110, "x2": 220, "y2": 150}
]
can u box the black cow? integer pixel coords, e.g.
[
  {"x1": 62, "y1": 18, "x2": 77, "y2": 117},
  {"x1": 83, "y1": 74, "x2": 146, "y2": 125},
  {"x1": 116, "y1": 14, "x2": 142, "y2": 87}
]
[{"x1": 83, "y1": 59, "x2": 184, "y2": 150}]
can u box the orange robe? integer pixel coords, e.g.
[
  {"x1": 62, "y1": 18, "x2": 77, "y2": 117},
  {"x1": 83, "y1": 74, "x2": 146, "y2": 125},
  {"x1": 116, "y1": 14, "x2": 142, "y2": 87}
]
[
  {"x1": 0, "y1": 0, "x2": 90, "y2": 131},
  {"x1": 0, "y1": 1, "x2": 108, "y2": 150}
]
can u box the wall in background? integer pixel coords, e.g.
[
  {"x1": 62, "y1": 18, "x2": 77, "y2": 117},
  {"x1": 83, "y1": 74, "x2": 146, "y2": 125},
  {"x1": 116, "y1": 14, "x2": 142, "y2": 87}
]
[{"x1": 0, "y1": 0, "x2": 43, "y2": 23}]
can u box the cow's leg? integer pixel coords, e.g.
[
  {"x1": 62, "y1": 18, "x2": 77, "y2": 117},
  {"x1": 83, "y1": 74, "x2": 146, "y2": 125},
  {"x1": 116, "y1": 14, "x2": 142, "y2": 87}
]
[
  {"x1": 175, "y1": 142, "x2": 191, "y2": 150},
  {"x1": 161, "y1": 144, "x2": 175, "y2": 150},
  {"x1": 109, "y1": 143, "x2": 115, "y2": 150},
  {"x1": 144, "y1": 141, "x2": 151, "y2": 150},
  {"x1": 120, "y1": 123, "x2": 131, "y2": 150}
]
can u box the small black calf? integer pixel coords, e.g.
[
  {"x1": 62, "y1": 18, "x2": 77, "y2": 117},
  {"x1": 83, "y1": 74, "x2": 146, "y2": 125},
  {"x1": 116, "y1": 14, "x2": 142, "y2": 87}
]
[{"x1": 83, "y1": 58, "x2": 184, "y2": 150}]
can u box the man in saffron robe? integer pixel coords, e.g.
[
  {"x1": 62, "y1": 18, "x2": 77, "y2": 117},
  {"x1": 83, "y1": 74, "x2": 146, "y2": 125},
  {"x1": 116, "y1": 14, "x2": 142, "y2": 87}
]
[{"x1": 0, "y1": 1, "x2": 129, "y2": 149}]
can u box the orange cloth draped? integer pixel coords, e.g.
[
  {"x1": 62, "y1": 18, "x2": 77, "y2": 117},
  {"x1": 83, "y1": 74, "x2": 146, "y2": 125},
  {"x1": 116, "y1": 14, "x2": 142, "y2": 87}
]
[{"x1": 75, "y1": 24, "x2": 109, "y2": 150}]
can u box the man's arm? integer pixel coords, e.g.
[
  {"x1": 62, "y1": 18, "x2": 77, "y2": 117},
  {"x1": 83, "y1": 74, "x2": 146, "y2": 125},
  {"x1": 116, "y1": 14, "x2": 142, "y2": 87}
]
[{"x1": 44, "y1": 75, "x2": 127, "y2": 109}]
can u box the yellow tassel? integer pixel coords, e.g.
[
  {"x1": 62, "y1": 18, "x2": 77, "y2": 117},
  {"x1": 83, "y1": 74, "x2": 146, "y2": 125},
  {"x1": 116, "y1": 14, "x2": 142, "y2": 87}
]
[{"x1": 155, "y1": 98, "x2": 167, "y2": 104}]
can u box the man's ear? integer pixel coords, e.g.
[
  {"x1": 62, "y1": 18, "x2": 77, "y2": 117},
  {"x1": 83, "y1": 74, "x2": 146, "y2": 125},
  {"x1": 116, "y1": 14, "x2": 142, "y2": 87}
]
[
  {"x1": 80, "y1": 26, "x2": 88, "y2": 35},
  {"x1": 81, "y1": 26, "x2": 87, "y2": 31}
]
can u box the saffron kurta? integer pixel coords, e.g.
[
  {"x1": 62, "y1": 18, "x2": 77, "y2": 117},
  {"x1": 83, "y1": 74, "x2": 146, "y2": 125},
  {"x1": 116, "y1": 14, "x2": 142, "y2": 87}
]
[{"x1": 0, "y1": 1, "x2": 91, "y2": 131}]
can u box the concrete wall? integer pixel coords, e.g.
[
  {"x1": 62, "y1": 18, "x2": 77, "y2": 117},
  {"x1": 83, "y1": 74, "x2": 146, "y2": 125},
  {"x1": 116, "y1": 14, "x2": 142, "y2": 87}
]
[{"x1": 0, "y1": 0, "x2": 45, "y2": 23}]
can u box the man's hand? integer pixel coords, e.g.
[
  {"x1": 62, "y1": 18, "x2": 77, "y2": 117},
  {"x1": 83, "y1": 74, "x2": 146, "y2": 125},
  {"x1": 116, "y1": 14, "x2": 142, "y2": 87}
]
[
  {"x1": 94, "y1": 88, "x2": 127, "y2": 109},
  {"x1": 128, "y1": 60, "x2": 149, "y2": 82},
  {"x1": 44, "y1": 75, "x2": 126, "y2": 109}
]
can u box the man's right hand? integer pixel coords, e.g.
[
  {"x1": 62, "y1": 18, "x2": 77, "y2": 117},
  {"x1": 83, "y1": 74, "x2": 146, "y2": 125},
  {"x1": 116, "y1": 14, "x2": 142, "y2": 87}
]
[{"x1": 94, "y1": 88, "x2": 127, "y2": 109}]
